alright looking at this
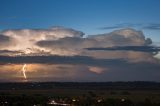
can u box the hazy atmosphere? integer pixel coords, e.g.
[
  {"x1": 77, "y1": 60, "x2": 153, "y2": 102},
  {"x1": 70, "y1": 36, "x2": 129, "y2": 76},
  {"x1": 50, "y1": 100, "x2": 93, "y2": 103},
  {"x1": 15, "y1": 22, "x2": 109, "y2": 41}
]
[{"x1": 0, "y1": 0, "x2": 160, "y2": 82}]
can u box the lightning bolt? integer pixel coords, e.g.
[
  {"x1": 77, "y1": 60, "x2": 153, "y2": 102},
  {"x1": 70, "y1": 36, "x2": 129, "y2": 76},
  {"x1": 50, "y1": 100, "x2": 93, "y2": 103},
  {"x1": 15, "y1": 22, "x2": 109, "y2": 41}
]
[{"x1": 22, "y1": 64, "x2": 27, "y2": 79}]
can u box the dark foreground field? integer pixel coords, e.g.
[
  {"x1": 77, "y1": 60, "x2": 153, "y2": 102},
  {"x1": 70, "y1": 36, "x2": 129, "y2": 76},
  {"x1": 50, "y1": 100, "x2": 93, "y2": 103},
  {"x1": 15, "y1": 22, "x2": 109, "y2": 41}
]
[{"x1": 0, "y1": 82, "x2": 160, "y2": 106}]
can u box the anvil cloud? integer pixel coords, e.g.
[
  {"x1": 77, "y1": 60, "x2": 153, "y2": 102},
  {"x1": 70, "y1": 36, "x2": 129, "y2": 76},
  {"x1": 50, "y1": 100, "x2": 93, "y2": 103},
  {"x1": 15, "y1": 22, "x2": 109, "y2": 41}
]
[{"x1": 0, "y1": 27, "x2": 154, "y2": 56}]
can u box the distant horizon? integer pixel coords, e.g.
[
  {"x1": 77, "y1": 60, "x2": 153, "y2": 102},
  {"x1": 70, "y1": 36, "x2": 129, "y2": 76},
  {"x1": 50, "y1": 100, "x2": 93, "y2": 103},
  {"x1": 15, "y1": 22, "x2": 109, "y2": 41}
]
[{"x1": 0, "y1": 81, "x2": 160, "y2": 83}]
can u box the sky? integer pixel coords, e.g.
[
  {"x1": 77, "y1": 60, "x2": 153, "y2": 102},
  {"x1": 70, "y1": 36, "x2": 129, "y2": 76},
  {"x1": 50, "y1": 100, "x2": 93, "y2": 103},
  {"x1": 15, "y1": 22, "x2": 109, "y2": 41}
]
[{"x1": 0, "y1": 0, "x2": 160, "y2": 82}]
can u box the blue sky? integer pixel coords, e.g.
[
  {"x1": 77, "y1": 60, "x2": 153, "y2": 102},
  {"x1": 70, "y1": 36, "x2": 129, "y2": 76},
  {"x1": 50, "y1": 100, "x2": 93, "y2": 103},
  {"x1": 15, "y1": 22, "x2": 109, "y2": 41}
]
[{"x1": 0, "y1": 0, "x2": 160, "y2": 41}]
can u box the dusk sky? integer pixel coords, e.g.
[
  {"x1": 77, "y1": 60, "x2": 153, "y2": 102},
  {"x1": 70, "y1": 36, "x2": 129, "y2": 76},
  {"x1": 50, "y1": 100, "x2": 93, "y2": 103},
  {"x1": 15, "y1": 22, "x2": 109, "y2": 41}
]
[{"x1": 0, "y1": 0, "x2": 160, "y2": 82}]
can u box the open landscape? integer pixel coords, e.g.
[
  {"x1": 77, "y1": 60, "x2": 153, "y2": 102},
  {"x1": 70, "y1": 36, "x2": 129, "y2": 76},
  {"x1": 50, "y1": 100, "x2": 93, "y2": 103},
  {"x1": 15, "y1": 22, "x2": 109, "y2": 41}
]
[{"x1": 0, "y1": 82, "x2": 160, "y2": 106}]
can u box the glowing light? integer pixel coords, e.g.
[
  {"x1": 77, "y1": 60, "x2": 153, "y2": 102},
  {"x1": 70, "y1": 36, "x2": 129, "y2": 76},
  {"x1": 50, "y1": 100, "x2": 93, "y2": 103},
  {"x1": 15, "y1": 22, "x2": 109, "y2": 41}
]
[
  {"x1": 121, "y1": 98, "x2": 125, "y2": 102},
  {"x1": 97, "y1": 99, "x2": 102, "y2": 103},
  {"x1": 22, "y1": 64, "x2": 27, "y2": 79},
  {"x1": 154, "y1": 52, "x2": 160, "y2": 59},
  {"x1": 89, "y1": 66, "x2": 104, "y2": 74},
  {"x1": 72, "y1": 99, "x2": 76, "y2": 102}
]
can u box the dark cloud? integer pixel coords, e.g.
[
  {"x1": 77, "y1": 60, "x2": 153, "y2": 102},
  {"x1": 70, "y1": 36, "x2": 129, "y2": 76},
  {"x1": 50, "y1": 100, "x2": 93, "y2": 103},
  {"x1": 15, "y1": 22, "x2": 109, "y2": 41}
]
[
  {"x1": 36, "y1": 37, "x2": 97, "y2": 50},
  {"x1": 99, "y1": 61, "x2": 160, "y2": 81},
  {"x1": 0, "y1": 50, "x2": 23, "y2": 56},
  {"x1": 99, "y1": 23, "x2": 142, "y2": 30},
  {"x1": 0, "y1": 34, "x2": 10, "y2": 42},
  {"x1": 36, "y1": 37, "x2": 85, "y2": 48},
  {"x1": 100, "y1": 23, "x2": 160, "y2": 30},
  {"x1": 142, "y1": 23, "x2": 160, "y2": 30},
  {"x1": 100, "y1": 26, "x2": 122, "y2": 30},
  {"x1": 0, "y1": 55, "x2": 160, "y2": 81},
  {"x1": 86, "y1": 46, "x2": 160, "y2": 54},
  {"x1": 145, "y1": 38, "x2": 152, "y2": 45},
  {"x1": 0, "y1": 55, "x2": 159, "y2": 70},
  {"x1": 0, "y1": 55, "x2": 126, "y2": 67},
  {"x1": 0, "y1": 34, "x2": 15, "y2": 48},
  {"x1": 0, "y1": 26, "x2": 160, "y2": 82}
]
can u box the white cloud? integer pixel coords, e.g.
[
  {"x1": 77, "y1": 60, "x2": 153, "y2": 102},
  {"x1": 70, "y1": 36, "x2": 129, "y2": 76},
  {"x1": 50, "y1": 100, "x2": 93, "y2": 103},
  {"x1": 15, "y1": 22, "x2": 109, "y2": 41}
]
[
  {"x1": 2, "y1": 26, "x2": 84, "y2": 40},
  {"x1": 0, "y1": 26, "x2": 84, "y2": 53},
  {"x1": 36, "y1": 37, "x2": 98, "y2": 55},
  {"x1": 89, "y1": 28, "x2": 149, "y2": 46},
  {"x1": 0, "y1": 27, "x2": 157, "y2": 63},
  {"x1": 0, "y1": 27, "x2": 160, "y2": 82},
  {"x1": 36, "y1": 28, "x2": 153, "y2": 55}
]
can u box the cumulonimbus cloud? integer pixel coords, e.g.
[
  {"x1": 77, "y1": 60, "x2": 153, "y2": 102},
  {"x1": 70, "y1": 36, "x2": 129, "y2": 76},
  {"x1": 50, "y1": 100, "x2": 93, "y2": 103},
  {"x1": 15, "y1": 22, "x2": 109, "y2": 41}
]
[
  {"x1": 0, "y1": 26, "x2": 84, "y2": 51},
  {"x1": 2, "y1": 26, "x2": 84, "y2": 40},
  {"x1": 36, "y1": 28, "x2": 153, "y2": 55},
  {"x1": 0, "y1": 26, "x2": 159, "y2": 63},
  {"x1": 1, "y1": 26, "x2": 160, "y2": 82}
]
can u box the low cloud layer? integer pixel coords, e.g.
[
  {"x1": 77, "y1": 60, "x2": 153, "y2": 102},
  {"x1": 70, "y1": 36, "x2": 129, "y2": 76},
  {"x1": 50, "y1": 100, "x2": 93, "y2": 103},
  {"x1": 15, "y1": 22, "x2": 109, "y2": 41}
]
[
  {"x1": 100, "y1": 23, "x2": 160, "y2": 30},
  {"x1": 86, "y1": 46, "x2": 160, "y2": 53},
  {"x1": 0, "y1": 56, "x2": 160, "y2": 82},
  {"x1": 142, "y1": 23, "x2": 160, "y2": 30}
]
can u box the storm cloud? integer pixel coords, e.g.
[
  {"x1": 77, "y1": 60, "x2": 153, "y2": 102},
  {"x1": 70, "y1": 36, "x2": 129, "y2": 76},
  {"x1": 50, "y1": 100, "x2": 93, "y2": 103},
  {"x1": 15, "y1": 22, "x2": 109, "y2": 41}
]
[
  {"x1": 0, "y1": 34, "x2": 15, "y2": 49},
  {"x1": 0, "y1": 27, "x2": 160, "y2": 82},
  {"x1": 0, "y1": 27, "x2": 159, "y2": 62},
  {"x1": 0, "y1": 27, "x2": 154, "y2": 56},
  {"x1": 0, "y1": 55, "x2": 160, "y2": 82},
  {"x1": 0, "y1": 26, "x2": 84, "y2": 52},
  {"x1": 36, "y1": 28, "x2": 153, "y2": 55},
  {"x1": 86, "y1": 46, "x2": 160, "y2": 53}
]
